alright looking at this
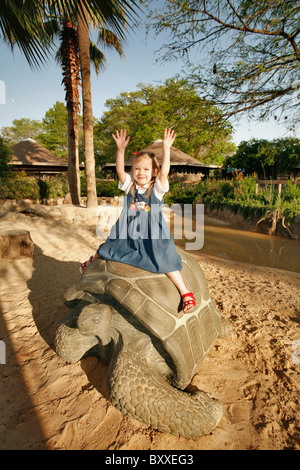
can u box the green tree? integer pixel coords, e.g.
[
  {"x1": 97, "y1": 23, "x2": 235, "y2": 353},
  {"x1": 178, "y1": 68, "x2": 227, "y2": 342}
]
[
  {"x1": 94, "y1": 78, "x2": 235, "y2": 165},
  {"x1": 145, "y1": 0, "x2": 300, "y2": 129},
  {"x1": 39, "y1": 101, "x2": 69, "y2": 158},
  {"x1": 1, "y1": 118, "x2": 43, "y2": 143},
  {"x1": 227, "y1": 137, "x2": 300, "y2": 178},
  {"x1": 274, "y1": 137, "x2": 300, "y2": 172},
  {"x1": 0, "y1": 137, "x2": 12, "y2": 179}
]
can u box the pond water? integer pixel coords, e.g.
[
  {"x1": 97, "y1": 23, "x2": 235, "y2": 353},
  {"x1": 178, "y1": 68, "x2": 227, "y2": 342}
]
[
  {"x1": 172, "y1": 213, "x2": 300, "y2": 274},
  {"x1": 99, "y1": 203, "x2": 300, "y2": 274}
]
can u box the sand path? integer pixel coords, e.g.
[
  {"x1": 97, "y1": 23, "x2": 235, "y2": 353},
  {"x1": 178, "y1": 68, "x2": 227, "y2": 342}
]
[{"x1": 0, "y1": 210, "x2": 299, "y2": 450}]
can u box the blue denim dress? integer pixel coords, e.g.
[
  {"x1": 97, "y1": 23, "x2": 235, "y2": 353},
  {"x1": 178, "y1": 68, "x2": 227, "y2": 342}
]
[{"x1": 97, "y1": 184, "x2": 182, "y2": 273}]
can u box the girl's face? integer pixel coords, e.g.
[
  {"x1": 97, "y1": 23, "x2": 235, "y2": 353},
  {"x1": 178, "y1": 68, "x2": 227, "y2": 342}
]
[{"x1": 132, "y1": 155, "x2": 157, "y2": 186}]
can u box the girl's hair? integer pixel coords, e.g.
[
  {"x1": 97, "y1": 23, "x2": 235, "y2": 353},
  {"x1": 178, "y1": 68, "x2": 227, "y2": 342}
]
[{"x1": 130, "y1": 151, "x2": 160, "y2": 197}]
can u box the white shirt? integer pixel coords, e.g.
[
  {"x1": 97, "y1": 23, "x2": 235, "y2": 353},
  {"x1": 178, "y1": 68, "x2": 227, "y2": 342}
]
[{"x1": 118, "y1": 173, "x2": 169, "y2": 201}]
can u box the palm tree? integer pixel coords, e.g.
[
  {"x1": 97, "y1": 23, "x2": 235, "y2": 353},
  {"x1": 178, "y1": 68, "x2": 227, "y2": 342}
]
[
  {"x1": 59, "y1": 20, "x2": 81, "y2": 204},
  {"x1": 77, "y1": 3, "x2": 125, "y2": 207},
  {"x1": 1, "y1": 0, "x2": 138, "y2": 205},
  {"x1": 55, "y1": 14, "x2": 125, "y2": 206},
  {"x1": 78, "y1": 8, "x2": 97, "y2": 207}
]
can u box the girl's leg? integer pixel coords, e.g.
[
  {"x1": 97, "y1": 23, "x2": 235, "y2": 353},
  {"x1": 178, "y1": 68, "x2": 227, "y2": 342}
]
[
  {"x1": 166, "y1": 270, "x2": 196, "y2": 313},
  {"x1": 166, "y1": 270, "x2": 189, "y2": 296},
  {"x1": 79, "y1": 252, "x2": 100, "y2": 274}
]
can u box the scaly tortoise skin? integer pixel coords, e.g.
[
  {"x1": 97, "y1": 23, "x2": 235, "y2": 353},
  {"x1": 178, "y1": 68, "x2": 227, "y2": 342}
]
[{"x1": 54, "y1": 247, "x2": 231, "y2": 438}]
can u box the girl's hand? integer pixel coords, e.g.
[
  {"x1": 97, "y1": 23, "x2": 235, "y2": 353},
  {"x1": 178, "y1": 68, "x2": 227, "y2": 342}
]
[
  {"x1": 112, "y1": 129, "x2": 130, "y2": 149},
  {"x1": 162, "y1": 128, "x2": 176, "y2": 149}
]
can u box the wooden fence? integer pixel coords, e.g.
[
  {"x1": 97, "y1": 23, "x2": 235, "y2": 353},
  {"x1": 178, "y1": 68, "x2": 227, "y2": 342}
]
[{"x1": 256, "y1": 179, "x2": 300, "y2": 195}]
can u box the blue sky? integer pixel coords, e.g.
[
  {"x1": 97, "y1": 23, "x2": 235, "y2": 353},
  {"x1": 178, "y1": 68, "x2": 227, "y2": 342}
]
[{"x1": 0, "y1": 20, "x2": 297, "y2": 146}]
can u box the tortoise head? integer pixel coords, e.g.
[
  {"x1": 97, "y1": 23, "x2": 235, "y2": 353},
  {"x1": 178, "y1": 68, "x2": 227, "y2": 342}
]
[{"x1": 77, "y1": 303, "x2": 114, "y2": 346}]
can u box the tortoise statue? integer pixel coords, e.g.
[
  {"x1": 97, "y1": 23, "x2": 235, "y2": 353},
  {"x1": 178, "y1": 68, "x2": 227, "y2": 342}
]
[{"x1": 54, "y1": 247, "x2": 231, "y2": 438}]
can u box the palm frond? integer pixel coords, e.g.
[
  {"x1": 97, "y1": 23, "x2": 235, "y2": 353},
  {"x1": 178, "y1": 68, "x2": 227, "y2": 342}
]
[
  {"x1": 1, "y1": 0, "x2": 139, "y2": 69},
  {"x1": 97, "y1": 27, "x2": 125, "y2": 56},
  {"x1": 0, "y1": 0, "x2": 53, "y2": 68},
  {"x1": 89, "y1": 41, "x2": 106, "y2": 74}
]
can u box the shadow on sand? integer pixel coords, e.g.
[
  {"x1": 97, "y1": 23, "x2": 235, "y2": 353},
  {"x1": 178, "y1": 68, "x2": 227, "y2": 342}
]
[{"x1": 27, "y1": 244, "x2": 110, "y2": 404}]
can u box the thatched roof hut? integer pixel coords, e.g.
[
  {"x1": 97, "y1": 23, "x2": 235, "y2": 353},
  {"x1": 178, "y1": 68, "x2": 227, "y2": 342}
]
[
  {"x1": 131, "y1": 140, "x2": 200, "y2": 165},
  {"x1": 102, "y1": 140, "x2": 221, "y2": 181},
  {"x1": 10, "y1": 138, "x2": 84, "y2": 176}
]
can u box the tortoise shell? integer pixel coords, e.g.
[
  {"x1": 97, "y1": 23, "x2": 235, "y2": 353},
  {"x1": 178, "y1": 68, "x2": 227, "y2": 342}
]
[{"x1": 66, "y1": 247, "x2": 227, "y2": 390}]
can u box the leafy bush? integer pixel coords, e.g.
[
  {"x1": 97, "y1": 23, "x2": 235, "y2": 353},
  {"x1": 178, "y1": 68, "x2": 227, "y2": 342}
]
[
  {"x1": 38, "y1": 174, "x2": 68, "y2": 199},
  {"x1": 2, "y1": 173, "x2": 68, "y2": 201},
  {"x1": 282, "y1": 182, "x2": 300, "y2": 202},
  {"x1": 166, "y1": 174, "x2": 300, "y2": 222},
  {"x1": 96, "y1": 180, "x2": 123, "y2": 197},
  {"x1": 281, "y1": 200, "x2": 300, "y2": 220},
  {"x1": 1, "y1": 172, "x2": 40, "y2": 200},
  {"x1": 81, "y1": 177, "x2": 122, "y2": 197},
  {"x1": 164, "y1": 182, "x2": 198, "y2": 205},
  {"x1": 46, "y1": 174, "x2": 68, "y2": 198},
  {"x1": 0, "y1": 138, "x2": 12, "y2": 178},
  {"x1": 231, "y1": 173, "x2": 257, "y2": 202}
]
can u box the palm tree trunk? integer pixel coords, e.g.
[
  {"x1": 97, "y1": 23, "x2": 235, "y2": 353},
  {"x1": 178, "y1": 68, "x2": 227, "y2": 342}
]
[
  {"x1": 61, "y1": 21, "x2": 81, "y2": 205},
  {"x1": 67, "y1": 103, "x2": 80, "y2": 205},
  {"x1": 77, "y1": 6, "x2": 98, "y2": 208}
]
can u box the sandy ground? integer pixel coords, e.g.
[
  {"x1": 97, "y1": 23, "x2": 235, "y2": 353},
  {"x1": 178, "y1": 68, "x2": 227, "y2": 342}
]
[{"x1": 0, "y1": 208, "x2": 299, "y2": 450}]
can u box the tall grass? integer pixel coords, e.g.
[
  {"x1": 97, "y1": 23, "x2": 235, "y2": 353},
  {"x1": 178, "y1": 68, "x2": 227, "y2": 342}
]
[{"x1": 165, "y1": 173, "x2": 300, "y2": 222}]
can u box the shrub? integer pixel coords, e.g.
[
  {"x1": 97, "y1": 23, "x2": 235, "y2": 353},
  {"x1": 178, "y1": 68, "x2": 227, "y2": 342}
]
[
  {"x1": 1, "y1": 173, "x2": 40, "y2": 200},
  {"x1": 165, "y1": 175, "x2": 300, "y2": 222},
  {"x1": 96, "y1": 180, "x2": 123, "y2": 197},
  {"x1": 2, "y1": 173, "x2": 68, "y2": 201},
  {"x1": 282, "y1": 200, "x2": 300, "y2": 220},
  {"x1": 282, "y1": 182, "x2": 300, "y2": 202},
  {"x1": 164, "y1": 182, "x2": 198, "y2": 205},
  {"x1": 46, "y1": 174, "x2": 68, "y2": 199},
  {"x1": 81, "y1": 177, "x2": 123, "y2": 198},
  {"x1": 0, "y1": 138, "x2": 12, "y2": 178}
]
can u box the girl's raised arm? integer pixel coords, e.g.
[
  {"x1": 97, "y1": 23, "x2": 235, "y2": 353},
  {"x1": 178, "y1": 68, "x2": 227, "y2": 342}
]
[
  {"x1": 112, "y1": 129, "x2": 130, "y2": 184},
  {"x1": 159, "y1": 128, "x2": 176, "y2": 189}
]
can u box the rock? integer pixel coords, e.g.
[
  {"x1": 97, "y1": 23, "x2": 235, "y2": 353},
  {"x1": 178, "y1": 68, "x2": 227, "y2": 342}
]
[{"x1": 0, "y1": 230, "x2": 34, "y2": 259}]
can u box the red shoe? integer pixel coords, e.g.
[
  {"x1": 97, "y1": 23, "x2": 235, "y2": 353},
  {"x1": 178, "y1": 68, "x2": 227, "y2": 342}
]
[
  {"x1": 182, "y1": 292, "x2": 196, "y2": 313},
  {"x1": 79, "y1": 255, "x2": 94, "y2": 274}
]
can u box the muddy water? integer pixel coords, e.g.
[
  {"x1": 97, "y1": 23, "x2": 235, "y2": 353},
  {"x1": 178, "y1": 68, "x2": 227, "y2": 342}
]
[{"x1": 172, "y1": 214, "x2": 300, "y2": 274}]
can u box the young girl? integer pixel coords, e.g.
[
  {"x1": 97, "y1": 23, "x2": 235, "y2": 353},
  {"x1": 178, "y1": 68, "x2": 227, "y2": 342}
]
[{"x1": 80, "y1": 128, "x2": 196, "y2": 313}]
